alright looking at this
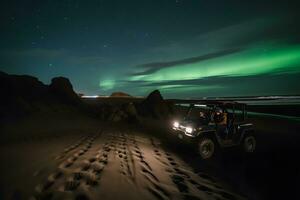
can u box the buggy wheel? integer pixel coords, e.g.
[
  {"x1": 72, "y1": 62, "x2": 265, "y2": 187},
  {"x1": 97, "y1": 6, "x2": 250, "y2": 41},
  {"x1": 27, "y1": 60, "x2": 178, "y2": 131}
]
[
  {"x1": 198, "y1": 137, "x2": 215, "y2": 159},
  {"x1": 242, "y1": 135, "x2": 256, "y2": 153}
]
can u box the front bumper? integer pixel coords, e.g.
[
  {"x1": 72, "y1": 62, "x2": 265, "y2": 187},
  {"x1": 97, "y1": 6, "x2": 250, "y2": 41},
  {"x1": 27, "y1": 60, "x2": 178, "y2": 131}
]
[{"x1": 172, "y1": 126, "x2": 198, "y2": 138}]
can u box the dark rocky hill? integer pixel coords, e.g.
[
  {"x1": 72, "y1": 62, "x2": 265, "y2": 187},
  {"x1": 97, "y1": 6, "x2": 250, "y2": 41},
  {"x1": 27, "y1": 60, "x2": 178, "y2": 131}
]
[
  {"x1": 0, "y1": 71, "x2": 82, "y2": 121},
  {"x1": 135, "y1": 90, "x2": 173, "y2": 118}
]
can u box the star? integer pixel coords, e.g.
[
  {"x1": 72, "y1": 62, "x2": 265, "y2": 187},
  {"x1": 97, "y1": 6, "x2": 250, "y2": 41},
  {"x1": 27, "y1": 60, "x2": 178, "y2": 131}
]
[{"x1": 10, "y1": 17, "x2": 16, "y2": 24}]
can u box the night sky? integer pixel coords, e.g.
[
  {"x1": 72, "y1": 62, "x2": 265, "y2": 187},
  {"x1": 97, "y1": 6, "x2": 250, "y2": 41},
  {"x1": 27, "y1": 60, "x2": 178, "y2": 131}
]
[{"x1": 1, "y1": 0, "x2": 300, "y2": 98}]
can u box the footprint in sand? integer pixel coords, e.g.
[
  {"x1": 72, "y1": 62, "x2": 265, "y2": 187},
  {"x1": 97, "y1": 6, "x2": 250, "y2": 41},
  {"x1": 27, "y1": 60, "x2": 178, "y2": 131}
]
[
  {"x1": 171, "y1": 174, "x2": 189, "y2": 193},
  {"x1": 48, "y1": 170, "x2": 63, "y2": 181},
  {"x1": 84, "y1": 173, "x2": 99, "y2": 186},
  {"x1": 88, "y1": 157, "x2": 97, "y2": 163},
  {"x1": 64, "y1": 180, "x2": 80, "y2": 191},
  {"x1": 91, "y1": 163, "x2": 105, "y2": 174},
  {"x1": 81, "y1": 163, "x2": 91, "y2": 171}
]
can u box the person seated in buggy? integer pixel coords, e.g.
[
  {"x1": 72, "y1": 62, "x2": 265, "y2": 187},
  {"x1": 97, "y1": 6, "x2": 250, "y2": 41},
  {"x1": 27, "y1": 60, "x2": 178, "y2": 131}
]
[
  {"x1": 213, "y1": 108, "x2": 227, "y2": 125},
  {"x1": 213, "y1": 108, "x2": 230, "y2": 138},
  {"x1": 199, "y1": 111, "x2": 210, "y2": 125}
]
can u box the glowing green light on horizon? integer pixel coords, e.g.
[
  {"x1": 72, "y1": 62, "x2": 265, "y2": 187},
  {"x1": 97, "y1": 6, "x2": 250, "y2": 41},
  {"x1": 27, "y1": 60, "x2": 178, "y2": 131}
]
[
  {"x1": 129, "y1": 45, "x2": 300, "y2": 82},
  {"x1": 99, "y1": 79, "x2": 115, "y2": 91}
]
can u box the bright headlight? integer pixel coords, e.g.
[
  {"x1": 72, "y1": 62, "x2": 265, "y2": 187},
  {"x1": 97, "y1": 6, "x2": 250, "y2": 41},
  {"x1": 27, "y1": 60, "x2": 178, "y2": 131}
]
[
  {"x1": 186, "y1": 127, "x2": 193, "y2": 133},
  {"x1": 173, "y1": 121, "x2": 179, "y2": 128}
]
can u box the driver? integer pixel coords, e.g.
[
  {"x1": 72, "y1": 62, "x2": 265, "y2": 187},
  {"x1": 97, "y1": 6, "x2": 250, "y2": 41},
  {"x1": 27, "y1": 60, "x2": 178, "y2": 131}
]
[{"x1": 199, "y1": 111, "x2": 209, "y2": 125}]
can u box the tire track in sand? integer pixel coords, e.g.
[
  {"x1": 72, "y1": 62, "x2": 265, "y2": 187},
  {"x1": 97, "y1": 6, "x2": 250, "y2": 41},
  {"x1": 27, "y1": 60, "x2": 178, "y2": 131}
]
[
  {"x1": 151, "y1": 139, "x2": 245, "y2": 200},
  {"x1": 131, "y1": 135, "x2": 171, "y2": 200}
]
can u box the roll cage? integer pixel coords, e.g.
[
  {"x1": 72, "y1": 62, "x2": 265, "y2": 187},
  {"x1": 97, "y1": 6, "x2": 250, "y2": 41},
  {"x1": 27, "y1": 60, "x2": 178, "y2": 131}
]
[{"x1": 172, "y1": 100, "x2": 248, "y2": 123}]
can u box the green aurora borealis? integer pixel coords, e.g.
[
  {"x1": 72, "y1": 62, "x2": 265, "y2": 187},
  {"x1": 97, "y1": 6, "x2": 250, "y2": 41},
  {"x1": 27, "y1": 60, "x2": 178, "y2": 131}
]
[
  {"x1": 119, "y1": 43, "x2": 300, "y2": 97},
  {"x1": 130, "y1": 45, "x2": 300, "y2": 82},
  {"x1": 1, "y1": 0, "x2": 300, "y2": 98}
]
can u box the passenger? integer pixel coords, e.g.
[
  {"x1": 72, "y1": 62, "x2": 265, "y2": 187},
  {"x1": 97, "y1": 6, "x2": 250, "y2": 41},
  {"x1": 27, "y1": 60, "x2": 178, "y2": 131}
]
[
  {"x1": 214, "y1": 109, "x2": 227, "y2": 125},
  {"x1": 214, "y1": 109, "x2": 229, "y2": 138}
]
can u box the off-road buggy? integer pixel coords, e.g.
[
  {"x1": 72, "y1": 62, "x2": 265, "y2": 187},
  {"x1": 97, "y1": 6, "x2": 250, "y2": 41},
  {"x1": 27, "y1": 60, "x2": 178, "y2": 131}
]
[{"x1": 171, "y1": 100, "x2": 256, "y2": 159}]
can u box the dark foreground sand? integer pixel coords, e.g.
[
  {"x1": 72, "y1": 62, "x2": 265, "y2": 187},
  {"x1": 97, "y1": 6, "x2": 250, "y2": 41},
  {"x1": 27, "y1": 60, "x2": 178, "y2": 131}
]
[
  {"x1": 0, "y1": 127, "x2": 245, "y2": 200},
  {"x1": 1, "y1": 110, "x2": 299, "y2": 200}
]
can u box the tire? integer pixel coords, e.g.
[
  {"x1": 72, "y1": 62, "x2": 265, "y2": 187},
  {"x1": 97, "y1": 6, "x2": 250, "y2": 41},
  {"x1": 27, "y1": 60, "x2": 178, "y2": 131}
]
[
  {"x1": 242, "y1": 135, "x2": 256, "y2": 153},
  {"x1": 198, "y1": 137, "x2": 215, "y2": 159}
]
